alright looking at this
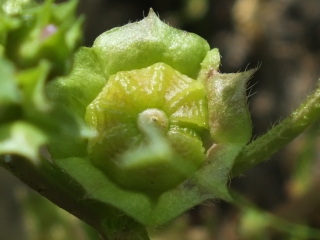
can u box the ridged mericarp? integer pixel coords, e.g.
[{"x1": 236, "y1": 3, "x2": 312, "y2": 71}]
[{"x1": 85, "y1": 62, "x2": 209, "y2": 191}]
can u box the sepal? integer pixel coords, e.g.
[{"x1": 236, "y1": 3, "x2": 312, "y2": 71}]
[
  {"x1": 93, "y1": 9, "x2": 210, "y2": 79},
  {"x1": 199, "y1": 49, "x2": 256, "y2": 144}
]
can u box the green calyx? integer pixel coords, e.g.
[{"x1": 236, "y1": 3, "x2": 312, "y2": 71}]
[{"x1": 46, "y1": 8, "x2": 256, "y2": 227}]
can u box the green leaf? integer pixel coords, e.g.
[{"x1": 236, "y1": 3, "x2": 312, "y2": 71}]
[{"x1": 0, "y1": 121, "x2": 46, "y2": 162}]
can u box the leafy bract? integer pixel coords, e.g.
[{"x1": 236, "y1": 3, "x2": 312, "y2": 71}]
[
  {"x1": 93, "y1": 10, "x2": 210, "y2": 79},
  {"x1": 49, "y1": 10, "x2": 256, "y2": 227},
  {"x1": 46, "y1": 47, "x2": 106, "y2": 159},
  {"x1": 198, "y1": 49, "x2": 256, "y2": 145},
  {"x1": 46, "y1": 47, "x2": 107, "y2": 118}
]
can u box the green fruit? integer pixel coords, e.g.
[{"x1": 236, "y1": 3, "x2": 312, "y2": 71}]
[{"x1": 85, "y1": 62, "x2": 209, "y2": 192}]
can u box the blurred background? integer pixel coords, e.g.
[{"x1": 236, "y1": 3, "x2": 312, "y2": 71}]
[{"x1": 1, "y1": 0, "x2": 320, "y2": 239}]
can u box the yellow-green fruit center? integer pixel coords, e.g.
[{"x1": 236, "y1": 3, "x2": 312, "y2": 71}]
[
  {"x1": 137, "y1": 109, "x2": 168, "y2": 133},
  {"x1": 85, "y1": 62, "x2": 209, "y2": 192}
]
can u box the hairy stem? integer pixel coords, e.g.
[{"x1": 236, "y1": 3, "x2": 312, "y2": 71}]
[{"x1": 232, "y1": 82, "x2": 320, "y2": 176}]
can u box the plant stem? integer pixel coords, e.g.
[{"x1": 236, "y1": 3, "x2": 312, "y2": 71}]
[
  {"x1": 0, "y1": 155, "x2": 113, "y2": 239},
  {"x1": 232, "y1": 82, "x2": 320, "y2": 176}
]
